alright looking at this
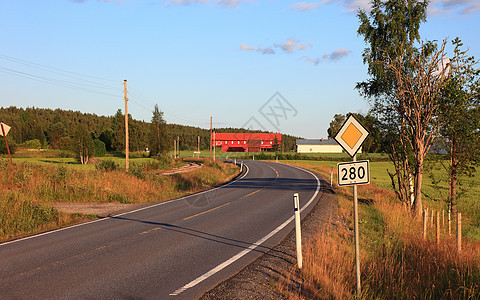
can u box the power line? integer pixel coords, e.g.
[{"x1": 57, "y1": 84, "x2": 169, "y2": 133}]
[
  {"x1": 0, "y1": 53, "x2": 118, "y2": 85},
  {"x1": 0, "y1": 53, "x2": 232, "y2": 127},
  {"x1": 0, "y1": 66, "x2": 119, "y2": 98}
]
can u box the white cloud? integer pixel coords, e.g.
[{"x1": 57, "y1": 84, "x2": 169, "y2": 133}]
[
  {"x1": 294, "y1": 0, "x2": 479, "y2": 15},
  {"x1": 291, "y1": 1, "x2": 323, "y2": 11},
  {"x1": 71, "y1": 0, "x2": 123, "y2": 3},
  {"x1": 304, "y1": 57, "x2": 320, "y2": 65},
  {"x1": 275, "y1": 38, "x2": 312, "y2": 53},
  {"x1": 291, "y1": 0, "x2": 371, "y2": 13},
  {"x1": 322, "y1": 47, "x2": 352, "y2": 62},
  {"x1": 429, "y1": 0, "x2": 480, "y2": 15},
  {"x1": 240, "y1": 44, "x2": 255, "y2": 51},
  {"x1": 275, "y1": 38, "x2": 299, "y2": 53},
  {"x1": 170, "y1": 0, "x2": 207, "y2": 5},
  {"x1": 260, "y1": 47, "x2": 275, "y2": 54},
  {"x1": 166, "y1": 0, "x2": 249, "y2": 7},
  {"x1": 218, "y1": 0, "x2": 250, "y2": 7},
  {"x1": 240, "y1": 38, "x2": 311, "y2": 56}
]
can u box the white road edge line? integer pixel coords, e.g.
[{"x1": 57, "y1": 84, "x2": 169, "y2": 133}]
[
  {"x1": 169, "y1": 163, "x2": 321, "y2": 296},
  {"x1": 0, "y1": 162, "x2": 250, "y2": 248}
]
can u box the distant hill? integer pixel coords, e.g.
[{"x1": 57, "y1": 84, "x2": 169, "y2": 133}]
[{"x1": 0, "y1": 106, "x2": 299, "y2": 152}]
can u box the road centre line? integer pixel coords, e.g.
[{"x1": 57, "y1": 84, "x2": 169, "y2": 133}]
[
  {"x1": 169, "y1": 163, "x2": 321, "y2": 296},
  {"x1": 0, "y1": 163, "x2": 250, "y2": 247},
  {"x1": 265, "y1": 165, "x2": 279, "y2": 178},
  {"x1": 183, "y1": 202, "x2": 230, "y2": 221},
  {"x1": 239, "y1": 189, "x2": 260, "y2": 199}
]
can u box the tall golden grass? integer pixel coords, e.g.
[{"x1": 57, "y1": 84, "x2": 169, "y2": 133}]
[
  {"x1": 0, "y1": 159, "x2": 239, "y2": 241},
  {"x1": 279, "y1": 162, "x2": 480, "y2": 299}
]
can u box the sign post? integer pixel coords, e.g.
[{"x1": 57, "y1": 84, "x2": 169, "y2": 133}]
[
  {"x1": 334, "y1": 115, "x2": 369, "y2": 295},
  {"x1": 0, "y1": 122, "x2": 13, "y2": 167}
]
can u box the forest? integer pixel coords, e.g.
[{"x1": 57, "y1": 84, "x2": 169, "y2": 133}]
[{"x1": 0, "y1": 106, "x2": 299, "y2": 155}]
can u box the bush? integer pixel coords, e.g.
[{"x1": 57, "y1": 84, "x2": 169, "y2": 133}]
[
  {"x1": 57, "y1": 136, "x2": 73, "y2": 151},
  {"x1": 93, "y1": 139, "x2": 106, "y2": 157},
  {"x1": 0, "y1": 136, "x2": 16, "y2": 154},
  {"x1": 96, "y1": 160, "x2": 118, "y2": 172},
  {"x1": 25, "y1": 139, "x2": 42, "y2": 149},
  {"x1": 0, "y1": 193, "x2": 59, "y2": 237}
]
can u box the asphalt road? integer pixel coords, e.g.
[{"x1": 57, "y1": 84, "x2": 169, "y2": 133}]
[{"x1": 0, "y1": 160, "x2": 322, "y2": 299}]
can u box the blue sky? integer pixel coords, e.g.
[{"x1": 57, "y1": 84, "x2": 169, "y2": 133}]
[{"x1": 1, "y1": 0, "x2": 479, "y2": 138}]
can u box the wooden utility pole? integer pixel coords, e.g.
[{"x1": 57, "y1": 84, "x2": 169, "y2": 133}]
[
  {"x1": 197, "y1": 136, "x2": 200, "y2": 158},
  {"x1": 210, "y1": 117, "x2": 212, "y2": 160},
  {"x1": 124, "y1": 80, "x2": 129, "y2": 172}
]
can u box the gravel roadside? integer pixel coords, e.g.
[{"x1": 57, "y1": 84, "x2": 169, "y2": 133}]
[{"x1": 201, "y1": 171, "x2": 337, "y2": 299}]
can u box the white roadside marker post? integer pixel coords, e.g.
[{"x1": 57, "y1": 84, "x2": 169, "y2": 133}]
[
  {"x1": 330, "y1": 166, "x2": 333, "y2": 187},
  {"x1": 293, "y1": 193, "x2": 303, "y2": 269}
]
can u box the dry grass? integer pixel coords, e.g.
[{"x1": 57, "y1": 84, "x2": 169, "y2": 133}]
[
  {"x1": 278, "y1": 161, "x2": 480, "y2": 299},
  {"x1": 0, "y1": 159, "x2": 239, "y2": 241}
]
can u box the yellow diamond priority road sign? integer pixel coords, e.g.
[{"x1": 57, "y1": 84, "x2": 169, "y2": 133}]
[{"x1": 334, "y1": 115, "x2": 369, "y2": 157}]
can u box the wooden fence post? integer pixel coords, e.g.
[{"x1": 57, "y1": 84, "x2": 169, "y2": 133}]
[
  {"x1": 436, "y1": 211, "x2": 440, "y2": 245},
  {"x1": 423, "y1": 209, "x2": 427, "y2": 240},
  {"x1": 457, "y1": 213, "x2": 462, "y2": 253},
  {"x1": 448, "y1": 208, "x2": 451, "y2": 236},
  {"x1": 442, "y1": 210, "x2": 445, "y2": 228}
]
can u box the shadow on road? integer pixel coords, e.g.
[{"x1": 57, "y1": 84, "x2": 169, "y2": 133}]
[{"x1": 111, "y1": 216, "x2": 295, "y2": 262}]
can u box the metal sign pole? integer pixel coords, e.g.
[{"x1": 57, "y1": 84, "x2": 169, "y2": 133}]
[
  {"x1": 353, "y1": 154, "x2": 361, "y2": 295},
  {"x1": 1, "y1": 123, "x2": 13, "y2": 167}
]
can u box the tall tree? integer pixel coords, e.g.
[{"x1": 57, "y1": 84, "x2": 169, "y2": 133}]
[
  {"x1": 111, "y1": 109, "x2": 125, "y2": 152},
  {"x1": 327, "y1": 114, "x2": 346, "y2": 139},
  {"x1": 73, "y1": 124, "x2": 94, "y2": 165},
  {"x1": 149, "y1": 104, "x2": 168, "y2": 156},
  {"x1": 47, "y1": 122, "x2": 66, "y2": 149},
  {"x1": 436, "y1": 38, "x2": 480, "y2": 216},
  {"x1": 357, "y1": 0, "x2": 432, "y2": 216}
]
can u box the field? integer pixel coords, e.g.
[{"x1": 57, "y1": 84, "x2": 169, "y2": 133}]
[
  {"x1": 279, "y1": 158, "x2": 480, "y2": 240},
  {"x1": 277, "y1": 160, "x2": 480, "y2": 299},
  {"x1": 0, "y1": 150, "x2": 240, "y2": 242}
]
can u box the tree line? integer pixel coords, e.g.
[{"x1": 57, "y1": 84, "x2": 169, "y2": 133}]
[{"x1": 0, "y1": 106, "x2": 299, "y2": 160}]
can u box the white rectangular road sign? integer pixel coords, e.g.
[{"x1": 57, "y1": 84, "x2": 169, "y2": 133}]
[{"x1": 337, "y1": 160, "x2": 370, "y2": 186}]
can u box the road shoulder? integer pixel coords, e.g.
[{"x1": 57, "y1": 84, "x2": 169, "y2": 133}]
[{"x1": 201, "y1": 170, "x2": 336, "y2": 299}]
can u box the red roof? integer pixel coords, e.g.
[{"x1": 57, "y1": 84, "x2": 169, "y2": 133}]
[{"x1": 213, "y1": 133, "x2": 281, "y2": 141}]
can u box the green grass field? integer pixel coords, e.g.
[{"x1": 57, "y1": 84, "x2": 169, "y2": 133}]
[{"x1": 282, "y1": 158, "x2": 480, "y2": 239}]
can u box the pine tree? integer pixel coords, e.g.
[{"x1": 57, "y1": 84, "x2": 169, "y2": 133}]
[{"x1": 149, "y1": 104, "x2": 167, "y2": 156}]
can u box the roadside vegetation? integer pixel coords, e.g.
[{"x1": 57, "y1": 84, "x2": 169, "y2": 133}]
[
  {"x1": 0, "y1": 154, "x2": 239, "y2": 242},
  {"x1": 277, "y1": 161, "x2": 480, "y2": 299}
]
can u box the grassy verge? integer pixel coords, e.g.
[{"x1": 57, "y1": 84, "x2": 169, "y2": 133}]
[
  {"x1": 0, "y1": 158, "x2": 239, "y2": 242},
  {"x1": 277, "y1": 161, "x2": 480, "y2": 299}
]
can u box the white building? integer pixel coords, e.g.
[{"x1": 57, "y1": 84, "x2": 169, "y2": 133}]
[{"x1": 296, "y1": 138, "x2": 357, "y2": 154}]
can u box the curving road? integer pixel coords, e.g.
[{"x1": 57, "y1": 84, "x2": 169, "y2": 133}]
[{"x1": 0, "y1": 160, "x2": 323, "y2": 299}]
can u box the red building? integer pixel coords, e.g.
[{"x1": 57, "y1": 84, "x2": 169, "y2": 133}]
[{"x1": 212, "y1": 133, "x2": 282, "y2": 152}]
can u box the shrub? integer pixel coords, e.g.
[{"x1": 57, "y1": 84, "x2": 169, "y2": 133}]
[
  {"x1": 0, "y1": 193, "x2": 59, "y2": 237},
  {"x1": 57, "y1": 136, "x2": 73, "y2": 151},
  {"x1": 96, "y1": 160, "x2": 118, "y2": 172},
  {"x1": 25, "y1": 139, "x2": 42, "y2": 149},
  {"x1": 0, "y1": 136, "x2": 16, "y2": 154},
  {"x1": 93, "y1": 139, "x2": 106, "y2": 157}
]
